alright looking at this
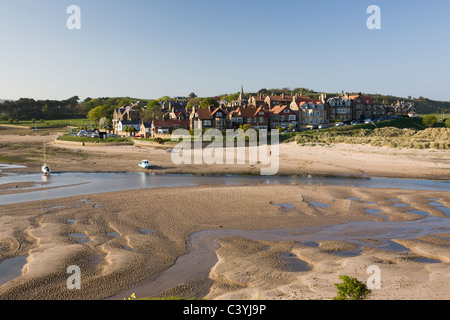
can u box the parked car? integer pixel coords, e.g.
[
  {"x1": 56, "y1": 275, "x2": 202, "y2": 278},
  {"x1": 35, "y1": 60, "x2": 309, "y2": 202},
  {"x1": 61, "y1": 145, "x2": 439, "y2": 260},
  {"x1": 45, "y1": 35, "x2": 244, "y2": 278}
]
[
  {"x1": 351, "y1": 120, "x2": 361, "y2": 125},
  {"x1": 364, "y1": 119, "x2": 373, "y2": 124},
  {"x1": 318, "y1": 124, "x2": 328, "y2": 129},
  {"x1": 335, "y1": 122, "x2": 345, "y2": 127},
  {"x1": 134, "y1": 134, "x2": 144, "y2": 138}
]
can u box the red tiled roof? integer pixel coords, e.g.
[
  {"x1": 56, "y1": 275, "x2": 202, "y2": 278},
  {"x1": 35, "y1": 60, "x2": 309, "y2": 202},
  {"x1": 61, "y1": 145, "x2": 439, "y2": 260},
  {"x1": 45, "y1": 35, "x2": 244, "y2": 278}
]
[
  {"x1": 270, "y1": 105, "x2": 294, "y2": 115},
  {"x1": 349, "y1": 95, "x2": 373, "y2": 105},
  {"x1": 195, "y1": 108, "x2": 212, "y2": 120},
  {"x1": 230, "y1": 106, "x2": 268, "y2": 118},
  {"x1": 266, "y1": 95, "x2": 294, "y2": 102}
]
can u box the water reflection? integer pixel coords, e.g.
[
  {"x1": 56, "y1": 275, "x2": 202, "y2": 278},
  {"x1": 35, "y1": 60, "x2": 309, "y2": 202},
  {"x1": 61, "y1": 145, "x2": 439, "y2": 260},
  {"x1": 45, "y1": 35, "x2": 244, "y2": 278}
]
[{"x1": 0, "y1": 172, "x2": 448, "y2": 205}]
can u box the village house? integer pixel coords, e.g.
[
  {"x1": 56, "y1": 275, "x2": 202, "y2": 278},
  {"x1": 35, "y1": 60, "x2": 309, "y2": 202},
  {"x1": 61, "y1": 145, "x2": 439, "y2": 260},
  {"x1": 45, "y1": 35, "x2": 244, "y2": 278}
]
[
  {"x1": 290, "y1": 95, "x2": 315, "y2": 126},
  {"x1": 113, "y1": 106, "x2": 140, "y2": 122},
  {"x1": 349, "y1": 94, "x2": 374, "y2": 120},
  {"x1": 116, "y1": 120, "x2": 141, "y2": 136},
  {"x1": 269, "y1": 105, "x2": 297, "y2": 129},
  {"x1": 264, "y1": 93, "x2": 296, "y2": 110},
  {"x1": 297, "y1": 101, "x2": 327, "y2": 129},
  {"x1": 324, "y1": 93, "x2": 352, "y2": 122},
  {"x1": 113, "y1": 106, "x2": 140, "y2": 134},
  {"x1": 372, "y1": 104, "x2": 389, "y2": 118},
  {"x1": 189, "y1": 106, "x2": 228, "y2": 131},
  {"x1": 138, "y1": 121, "x2": 152, "y2": 138},
  {"x1": 247, "y1": 94, "x2": 268, "y2": 108},
  {"x1": 151, "y1": 119, "x2": 189, "y2": 136},
  {"x1": 228, "y1": 106, "x2": 269, "y2": 130},
  {"x1": 394, "y1": 101, "x2": 416, "y2": 116}
]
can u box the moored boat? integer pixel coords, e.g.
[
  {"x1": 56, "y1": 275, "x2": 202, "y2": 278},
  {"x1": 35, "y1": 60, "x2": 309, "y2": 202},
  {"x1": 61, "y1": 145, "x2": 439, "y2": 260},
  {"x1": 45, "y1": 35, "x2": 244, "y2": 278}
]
[
  {"x1": 42, "y1": 163, "x2": 51, "y2": 176},
  {"x1": 138, "y1": 160, "x2": 151, "y2": 169}
]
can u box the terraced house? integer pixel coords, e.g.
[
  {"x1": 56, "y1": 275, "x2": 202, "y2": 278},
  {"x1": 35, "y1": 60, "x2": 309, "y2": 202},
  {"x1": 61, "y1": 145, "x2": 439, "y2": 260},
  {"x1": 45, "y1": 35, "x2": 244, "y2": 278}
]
[
  {"x1": 324, "y1": 93, "x2": 352, "y2": 122},
  {"x1": 298, "y1": 100, "x2": 327, "y2": 129},
  {"x1": 269, "y1": 105, "x2": 297, "y2": 129},
  {"x1": 350, "y1": 94, "x2": 374, "y2": 120},
  {"x1": 228, "y1": 106, "x2": 269, "y2": 129},
  {"x1": 189, "y1": 105, "x2": 228, "y2": 131}
]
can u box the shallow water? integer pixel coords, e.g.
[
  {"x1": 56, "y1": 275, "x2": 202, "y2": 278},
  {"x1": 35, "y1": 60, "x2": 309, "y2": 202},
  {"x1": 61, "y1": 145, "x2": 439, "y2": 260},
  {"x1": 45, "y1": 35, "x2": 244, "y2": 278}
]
[
  {"x1": 0, "y1": 256, "x2": 28, "y2": 287},
  {"x1": 0, "y1": 172, "x2": 449, "y2": 205},
  {"x1": 309, "y1": 201, "x2": 331, "y2": 208},
  {"x1": 69, "y1": 233, "x2": 90, "y2": 244},
  {"x1": 271, "y1": 203, "x2": 295, "y2": 209}
]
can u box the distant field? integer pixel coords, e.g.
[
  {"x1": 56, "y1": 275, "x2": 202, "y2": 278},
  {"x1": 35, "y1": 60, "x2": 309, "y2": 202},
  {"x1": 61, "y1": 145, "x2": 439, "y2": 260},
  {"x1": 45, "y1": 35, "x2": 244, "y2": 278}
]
[
  {"x1": 0, "y1": 118, "x2": 89, "y2": 128},
  {"x1": 418, "y1": 113, "x2": 450, "y2": 122}
]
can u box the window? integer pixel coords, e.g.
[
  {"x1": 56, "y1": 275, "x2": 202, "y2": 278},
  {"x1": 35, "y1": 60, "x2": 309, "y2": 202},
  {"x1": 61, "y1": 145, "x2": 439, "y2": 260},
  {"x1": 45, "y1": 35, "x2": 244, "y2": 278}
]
[
  {"x1": 280, "y1": 115, "x2": 285, "y2": 121},
  {"x1": 247, "y1": 117, "x2": 252, "y2": 123},
  {"x1": 289, "y1": 115, "x2": 296, "y2": 121},
  {"x1": 284, "y1": 109, "x2": 290, "y2": 113},
  {"x1": 216, "y1": 112, "x2": 222, "y2": 117},
  {"x1": 259, "y1": 117, "x2": 265, "y2": 122},
  {"x1": 203, "y1": 120, "x2": 211, "y2": 126}
]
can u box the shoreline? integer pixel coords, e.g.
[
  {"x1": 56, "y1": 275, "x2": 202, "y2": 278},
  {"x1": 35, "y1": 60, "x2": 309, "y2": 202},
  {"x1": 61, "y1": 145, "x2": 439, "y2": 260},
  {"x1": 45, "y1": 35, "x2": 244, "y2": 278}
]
[{"x1": 0, "y1": 126, "x2": 449, "y2": 181}]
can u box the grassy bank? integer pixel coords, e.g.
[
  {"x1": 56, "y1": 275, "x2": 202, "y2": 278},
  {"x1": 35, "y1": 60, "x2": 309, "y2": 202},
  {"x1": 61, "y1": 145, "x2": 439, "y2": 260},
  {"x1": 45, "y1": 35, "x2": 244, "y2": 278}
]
[
  {"x1": 57, "y1": 135, "x2": 131, "y2": 143},
  {"x1": 286, "y1": 118, "x2": 450, "y2": 150},
  {"x1": 291, "y1": 127, "x2": 450, "y2": 150},
  {"x1": 0, "y1": 118, "x2": 88, "y2": 129}
]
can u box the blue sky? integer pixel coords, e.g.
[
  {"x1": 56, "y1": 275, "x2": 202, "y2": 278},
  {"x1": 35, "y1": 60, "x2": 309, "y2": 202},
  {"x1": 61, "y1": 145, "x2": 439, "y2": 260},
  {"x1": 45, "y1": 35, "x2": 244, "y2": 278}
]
[{"x1": 1, "y1": 0, "x2": 449, "y2": 101}]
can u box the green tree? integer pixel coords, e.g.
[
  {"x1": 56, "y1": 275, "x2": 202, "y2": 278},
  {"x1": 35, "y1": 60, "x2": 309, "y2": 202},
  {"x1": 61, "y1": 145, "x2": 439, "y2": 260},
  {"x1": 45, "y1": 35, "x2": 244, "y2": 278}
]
[
  {"x1": 140, "y1": 100, "x2": 163, "y2": 122},
  {"x1": 334, "y1": 275, "x2": 371, "y2": 300},
  {"x1": 189, "y1": 92, "x2": 197, "y2": 99},
  {"x1": 186, "y1": 98, "x2": 201, "y2": 110},
  {"x1": 157, "y1": 96, "x2": 171, "y2": 102},
  {"x1": 87, "y1": 106, "x2": 106, "y2": 121},
  {"x1": 422, "y1": 115, "x2": 437, "y2": 128},
  {"x1": 200, "y1": 97, "x2": 219, "y2": 109},
  {"x1": 228, "y1": 92, "x2": 240, "y2": 102},
  {"x1": 445, "y1": 118, "x2": 450, "y2": 128},
  {"x1": 42, "y1": 104, "x2": 56, "y2": 119}
]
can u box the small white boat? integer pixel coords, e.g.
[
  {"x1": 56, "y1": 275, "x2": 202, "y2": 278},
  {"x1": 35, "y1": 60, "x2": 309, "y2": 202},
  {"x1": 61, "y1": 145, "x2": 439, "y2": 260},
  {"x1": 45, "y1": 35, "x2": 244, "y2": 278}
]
[
  {"x1": 138, "y1": 160, "x2": 151, "y2": 169},
  {"x1": 42, "y1": 163, "x2": 51, "y2": 176}
]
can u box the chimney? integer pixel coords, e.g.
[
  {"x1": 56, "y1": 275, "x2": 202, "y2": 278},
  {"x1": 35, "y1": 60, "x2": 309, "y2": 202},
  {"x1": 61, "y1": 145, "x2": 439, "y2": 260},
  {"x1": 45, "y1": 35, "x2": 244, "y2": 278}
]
[{"x1": 281, "y1": 93, "x2": 285, "y2": 99}]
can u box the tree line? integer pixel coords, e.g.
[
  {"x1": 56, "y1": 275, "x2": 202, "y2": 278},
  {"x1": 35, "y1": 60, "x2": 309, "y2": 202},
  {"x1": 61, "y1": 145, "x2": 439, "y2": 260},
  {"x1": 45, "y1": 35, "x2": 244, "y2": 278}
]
[{"x1": 0, "y1": 96, "x2": 81, "y2": 121}]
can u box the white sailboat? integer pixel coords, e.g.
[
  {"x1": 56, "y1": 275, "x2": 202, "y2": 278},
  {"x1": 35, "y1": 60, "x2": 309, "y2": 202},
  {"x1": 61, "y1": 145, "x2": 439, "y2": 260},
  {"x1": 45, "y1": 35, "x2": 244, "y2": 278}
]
[{"x1": 41, "y1": 141, "x2": 51, "y2": 176}]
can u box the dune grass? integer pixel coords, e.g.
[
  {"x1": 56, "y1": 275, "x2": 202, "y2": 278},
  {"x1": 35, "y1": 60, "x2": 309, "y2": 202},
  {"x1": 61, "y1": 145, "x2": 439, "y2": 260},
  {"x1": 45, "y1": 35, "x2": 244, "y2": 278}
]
[{"x1": 287, "y1": 118, "x2": 450, "y2": 150}]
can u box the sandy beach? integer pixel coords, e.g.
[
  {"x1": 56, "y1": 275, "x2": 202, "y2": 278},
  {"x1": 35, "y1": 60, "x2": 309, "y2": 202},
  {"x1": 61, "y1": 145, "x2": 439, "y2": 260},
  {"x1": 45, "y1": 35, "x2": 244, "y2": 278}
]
[
  {"x1": 0, "y1": 125, "x2": 449, "y2": 180},
  {"x1": 0, "y1": 125, "x2": 449, "y2": 300}
]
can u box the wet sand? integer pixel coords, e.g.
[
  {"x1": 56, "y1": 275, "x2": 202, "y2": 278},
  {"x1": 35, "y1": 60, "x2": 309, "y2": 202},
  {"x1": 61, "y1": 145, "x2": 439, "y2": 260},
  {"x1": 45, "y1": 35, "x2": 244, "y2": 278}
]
[{"x1": 0, "y1": 184, "x2": 449, "y2": 300}]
